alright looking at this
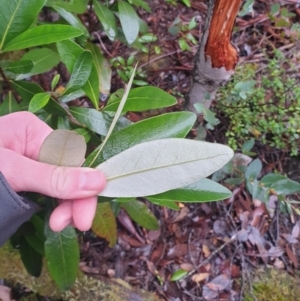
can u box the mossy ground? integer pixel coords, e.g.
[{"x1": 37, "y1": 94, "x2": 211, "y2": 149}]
[{"x1": 243, "y1": 268, "x2": 300, "y2": 301}]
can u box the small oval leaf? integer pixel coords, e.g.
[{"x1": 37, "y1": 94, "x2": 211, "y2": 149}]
[
  {"x1": 39, "y1": 129, "x2": 86, "y2": 167},
  {"x1": 121, "y1": 200, "x2": 159, "y2": 230},
  {"x1": 171, "y1": 269, "x2": 188, "y2": 281}
]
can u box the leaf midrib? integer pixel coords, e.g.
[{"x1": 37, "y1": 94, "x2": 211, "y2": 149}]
[
  {"x1": 0, "y1": 0, "x2": 23, "y2": 51},
  {"x1": 105, "y1": 153, "x2": 226, "y2": 181}
]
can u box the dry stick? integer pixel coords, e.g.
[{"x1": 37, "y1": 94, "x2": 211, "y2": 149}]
[
  {"x1": 93, "y1": 31, "x2": 113, "y2": 58},
  {"x1": 183, "y1": 232, "x2": 240, "y2": 280}
]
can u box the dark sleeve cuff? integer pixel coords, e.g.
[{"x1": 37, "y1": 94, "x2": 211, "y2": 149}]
[{"x1": 0, "y1": 172, "x2": 39, "y2": 246}]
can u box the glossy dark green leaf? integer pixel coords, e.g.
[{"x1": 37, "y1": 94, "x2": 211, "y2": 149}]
[
  {"x1": 28, "y1": 92, "x2": 51, "y2": 113},
  {"x1": 85, "y1": 111, "x2": 196, "y2": 167},
  {"x1": 118, "y1": 0, "x2": 139, "y2": 44},
  {"x1": 69, "y1": 106, "x2": 111, "y2": 136},
  {"x1": 3, "y1": 25, "x2": 83, "y2": 52},
  {"x1": 86, "y1": 42, "x2": 111, "y2": 95},
  {"x1": 0, "y1": 0, "x2": 46, "y2": 51},
  {"x1": 148, "y1": 179, "x2": 231, "y2": 202},
  {"x1": 44, "y1": 224, "x2": 79, "y2": 291},
  {"x1": 56, "y1": 40, "x2": 98, "y2": 106},
  {"x1": 104, "y1": 86, "x2": 177, "y2": 112},
  {"x1": 82, "y1": 63, "x2": 99, "y2": 109},
  {"x1": 131, "y1": 0, "x2": 151, "y2": 12},
  {"x1": 93, "y1": 0, "x2": 117, "y2": 41},
  {"x1": 19, "y1": 236, "x2": 42, "y2": 277},
  {"x1": 39, "y1": 129, "x2": 86, "y2": 167},
  {"x1": 92, "y1": 202, "x2": 117, "y2": 247},
  {"x1": 56, "y1": 39, "x2": 83, "y2": 73},
  {"x1": 0, "y1": 91, "x2": 20, "y2": 116},
  {"x1": 63, "y1": 51, "x2": 93, "y2": 94},
  {"x1": 147, "y1": 198, "x2": 179, "y2": 210},
  {"x1": 17, "y1": 48, "x2": 60, "y2": 80},
  {"x1": 25, "y1": 214, "x2": 45, "y2": 256},
  {"x1": 122, "y1": 200, "x2": 159, "y2": 230},
  {"x1": 3, "y1": 60, "x2": 33, "y2": 74},
  {"x1": 51, "y1": 74, "x2": 60, "y2": 91},
  {"x1": 51, "y1": 5, "x2": 89, "y2": 37},
  {"x1": 47, "y1": 0, "x2": 88, "y2": 13},
  {"x1": 12, "y1": 80, "x2": 43, "y2": 103}
]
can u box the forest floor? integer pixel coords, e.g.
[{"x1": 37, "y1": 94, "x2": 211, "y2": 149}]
[{"x1": 3, "y1": 0, "x2": 300, "y2": 300}]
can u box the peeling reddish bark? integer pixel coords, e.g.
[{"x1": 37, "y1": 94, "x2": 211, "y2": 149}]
[{"x1": 205, "y1": 0, "x2": 242, "y2": 70}]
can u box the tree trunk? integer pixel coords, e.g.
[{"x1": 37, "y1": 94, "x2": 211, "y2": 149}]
[{"x1": 185, "y1": 0, "x2": 242, "y2": 112}]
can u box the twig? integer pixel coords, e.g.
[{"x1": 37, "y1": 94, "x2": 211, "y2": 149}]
[
  {"x1": 93, "y1": 31, "x2": 113, "y2": 58},
  {"x1": 183, "y1": 232, "x2": 240, "y2": 280}
]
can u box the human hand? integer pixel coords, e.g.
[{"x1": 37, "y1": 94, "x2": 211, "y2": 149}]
[{"x1": 0, "y1": 112, "x2": 106, "y2": 232}]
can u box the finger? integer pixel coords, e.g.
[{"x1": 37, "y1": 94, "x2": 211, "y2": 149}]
[
  {"x1": 1, "y1": 148, "x2": 106, "y2": 198},
  {"x1": 0, "y1": 111, "x2": 52, "y2": 159},
  {"x1": 49, "y1": 200, "x2": 73, "y2": 232},
  {"x1": 72, "y1": 196, "x2": 98, "y2": 231}
]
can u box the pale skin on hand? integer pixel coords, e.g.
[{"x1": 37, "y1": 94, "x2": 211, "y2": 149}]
[{"x1": 0, "y1": 112, "x2": 106, "y2": 232}]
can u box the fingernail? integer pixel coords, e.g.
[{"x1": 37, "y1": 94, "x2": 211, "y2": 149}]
[{"x1": 80, "y1": 170, "x2": 106, "y2": 191}]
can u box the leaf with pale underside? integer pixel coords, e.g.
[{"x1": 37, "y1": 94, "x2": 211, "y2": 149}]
[
  {"x1": 39, "y1": 129, "x2": 86, "y2": 167},
  {"x1": 96, "y1": 138, "x2": 233, "y2": 197}
]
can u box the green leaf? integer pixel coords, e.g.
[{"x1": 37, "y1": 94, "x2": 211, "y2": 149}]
[
  {"x1": 47, "y1": 0, "x2": 88, "y2": 13},
  {"x1": 19, "y1": 236, "x2": 43, "y2": 277},
  {"x1": 69, "y1": 107, "x2": 113, "y2": 136},
  {"x1": 242, "y1": 139, "x2": 255, "y2": 153},
  {"x1": 28, "y1": 92, "x2": 51, "y2": 113},
  {"x1": 148, "y1": 178, "x2": 231, "y2": 202},
  {"x1": 97, "y1": 139, "x2": 233, "y2": 197},
  {"x1": 2, "y1": 60, "x2": 33, "y2": 74},
  {"x1": 51, "y1": 5, "x2": 89, "y2": 37},
  {"x1": 73, "y1": 128, "x2": 92, "y2": 143},
  {"x1": 16, "y1": 48, "x2": 60, "y2": 80},
  {"x1": 86, "y1": 42, "x2": 111, "y2": 95},
  {"x1": 104, "y1": 86, "x2": 177, "y2": 112},
  {"x1": 25, "y1": 214, "x2": 45, "y2": 256},
  {"x1": 170, "y1": 269, "x2": 188, "y2": 281},
  {"x1": 93, "y1": 0, "x2": 117, "y2": 41},
  {"x1": 63, "y1": 51, "x2": 93, "y2": 94},
  {"x1": 0, "y1": 91, "x2": 20, "y2": 116},
  {"x1": 56, "y1": 39, "x2": 83, "y2": 73},
  {"x1": 12, "y1": 80, "x2": 43, "y2": 104},
  {"x1": 271, "y1": 178, "x2": 300, "y2": 195},
  {"x1": 122, "y1": 200, "x2": 159, "y2": 230},
  {"x1": 45, "y1": 224, "x2": 79, "y2": 291},
  {"x1": 51, "y1": 74, "x2": 60, "y2": 91},
  {"x1": 245, "y1": 158, "x2": 262, "y2": 180},
  {"x1": 130, "y1": 0, "x2": 151, "y2": 12},
  {"x1": 91, "y1": 202, "x2": 117, "y2": 247},
  {"x1": 261, "y1": 173, "x2": 286, "y2": 186},
  {"x1": 118, "y1": 0, "x2": 139, "y2": 44},
  {"x1": 82, "y1": 63, "x2": 99, "y2": 109},
  {"x1": 85, "y1": 111, "x2": 196, "y2": 167},
  {"x1": 147, "y1": 198, "x2": 179, "y2": 210},
  {"x1": 39, "y1": 129, "x2": 86, "y2": 167},
  {"x1": 0, "y1": 0, "x2": 46, "y2": 51},
  {"x1": 2, "y1": 25, "x2": 83, "y2": 52}
]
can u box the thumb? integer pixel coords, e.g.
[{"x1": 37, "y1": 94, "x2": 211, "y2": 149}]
[{"x1": 1, "y1": 147, "x2": 106, "y2": 199}]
